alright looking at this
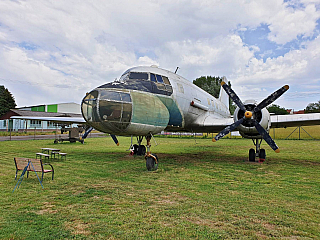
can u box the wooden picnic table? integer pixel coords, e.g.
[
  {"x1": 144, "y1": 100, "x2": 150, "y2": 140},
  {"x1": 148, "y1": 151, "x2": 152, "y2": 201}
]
[{"x1": 41, "y1": 148, "x2": 60, "y2": 154}]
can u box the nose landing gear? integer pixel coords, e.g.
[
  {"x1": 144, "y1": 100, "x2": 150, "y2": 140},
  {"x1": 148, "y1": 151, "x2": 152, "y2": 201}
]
[
  {"x1": 129, "y1": 135, "x2": 158, "y2": 171},
  {"x1": 145, "y1": 136, "x2": 158, "y2": 171}
]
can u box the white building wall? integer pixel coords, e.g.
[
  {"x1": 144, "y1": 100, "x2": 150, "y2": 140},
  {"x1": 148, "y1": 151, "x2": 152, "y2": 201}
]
[{"x1": 57, "y1": 103, "x2": 81, "y2": 114}]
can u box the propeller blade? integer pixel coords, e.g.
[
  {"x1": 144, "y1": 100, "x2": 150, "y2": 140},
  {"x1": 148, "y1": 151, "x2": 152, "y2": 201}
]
[
  {"x1": 110, "y1": 134, "x2": 119, "y2": 146},
  {"x1": 253, "y1": 121, "x2": 280, "y2": 153},
  {"x1": 254, "y1": 85, "x2": 289, "y2": 112},
  {"x1": 81, "y1": 127, "x2": 93, "y2": 139},
  {"x1": 213, "y1": 118, "x2": 244, "y2": 142},
  {"x1": 221, "y1": 81, "x2": 246, "y2": 112}
]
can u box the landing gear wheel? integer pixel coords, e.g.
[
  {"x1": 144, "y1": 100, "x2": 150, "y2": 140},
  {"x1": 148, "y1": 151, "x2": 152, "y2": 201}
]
[
  {"x1": 146, "y1": 154, "x2": 158, "y2": 171},
  {"x1": 259, "y1": 149, "x2": 266, "y2": 162},
  {"x1": 132, "y1": 144, "x2": 139, "y2": 155},
  {"x1": 249, "y1": 148, "x2": 255, "y2": 162},
  {"x1": 137, "y1": 145, "x2": 146, "y2": 156}
]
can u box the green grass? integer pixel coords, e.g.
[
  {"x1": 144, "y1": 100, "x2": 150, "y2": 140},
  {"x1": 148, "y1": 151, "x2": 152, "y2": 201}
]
[{"x1": 0, "y1": 137, "x2": 319, "y2": 239}]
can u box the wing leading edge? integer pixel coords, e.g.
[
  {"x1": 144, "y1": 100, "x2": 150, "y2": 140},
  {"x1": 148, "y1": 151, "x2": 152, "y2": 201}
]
[
  {"x1": 10, "y1": 116, "x2": 86, "y2": 124},
  {"x1": 270, "y1": 113, "x2": 320, "y2": 128}
]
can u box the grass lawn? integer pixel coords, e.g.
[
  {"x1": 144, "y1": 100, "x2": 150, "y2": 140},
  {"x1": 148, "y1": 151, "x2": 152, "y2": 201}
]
[{"x1": 0, "y1": 136, "x2": 319, "y2": 239}]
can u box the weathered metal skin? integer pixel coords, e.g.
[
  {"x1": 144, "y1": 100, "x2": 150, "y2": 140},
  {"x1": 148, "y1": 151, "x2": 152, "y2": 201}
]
[
  {"x1": 126, "y1": 91, "x2": 170, "y2": 135},
  {"x1": 81, "y1": 66, "x2": 232, "y2": 136}
]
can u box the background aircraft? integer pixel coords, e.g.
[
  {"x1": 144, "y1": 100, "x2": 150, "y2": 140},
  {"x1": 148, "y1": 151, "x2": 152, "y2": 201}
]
[{"x1": 12, "y1": 66, "x2": 320, "y2": 170}]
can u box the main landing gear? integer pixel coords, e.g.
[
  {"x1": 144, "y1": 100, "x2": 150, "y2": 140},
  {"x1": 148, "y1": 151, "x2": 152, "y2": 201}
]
[
  {"x1": 249, "y1": 139, "x2": 266, "y2": 163},
  {"x1": 129, "y1": 136, "x2": 158, "y2": 171}
]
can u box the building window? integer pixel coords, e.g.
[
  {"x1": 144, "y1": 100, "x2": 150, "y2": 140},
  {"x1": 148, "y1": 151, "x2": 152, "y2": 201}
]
[
  {"x1": 30, "y1": 120, "x2": 41, "y2": 128},
  {"x1": 48, "y1": 121, "x2": 55, "y2": 128}
]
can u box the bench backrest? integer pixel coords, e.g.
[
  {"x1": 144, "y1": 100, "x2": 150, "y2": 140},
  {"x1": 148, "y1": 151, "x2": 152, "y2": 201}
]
[{"x1": 14, "y1": 157, "x2": 43, "y2": 172}]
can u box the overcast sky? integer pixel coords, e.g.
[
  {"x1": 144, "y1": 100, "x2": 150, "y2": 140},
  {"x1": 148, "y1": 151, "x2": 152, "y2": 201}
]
[{"x1": 1, "y1": 0, "x2": 320, "y2": 110}]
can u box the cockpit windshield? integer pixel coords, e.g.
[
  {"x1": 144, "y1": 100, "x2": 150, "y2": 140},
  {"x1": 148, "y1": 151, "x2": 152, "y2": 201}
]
[{"x1": 99, "y1": 71, "x2": 173, "y2": 96}]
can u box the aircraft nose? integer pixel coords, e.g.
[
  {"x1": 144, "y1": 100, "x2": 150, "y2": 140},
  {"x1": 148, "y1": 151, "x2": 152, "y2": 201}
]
[{"x1": 81, "y1": 89, "x2": 132, "y2": 133}]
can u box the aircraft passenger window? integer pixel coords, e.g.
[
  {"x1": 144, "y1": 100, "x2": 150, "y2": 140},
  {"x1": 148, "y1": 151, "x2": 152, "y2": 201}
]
[
  {"x1": 129, "y1": 72, "x2": 149, "y2": 80},
  {"x1": 162, "y1": 76, "x2": 170, "y2": 85},
  {"x1": 120, "y1": 92, "x2": 131, "y2": 102},
  {"x1": 150, "y1": 73, "x2": 157, "y2": 82},
  {"x1": 156, "y1": 75, "x2": 164, "y2": 83},
  {"x1": 100, "y1": 91, "x2": 121, "y2": 101}
]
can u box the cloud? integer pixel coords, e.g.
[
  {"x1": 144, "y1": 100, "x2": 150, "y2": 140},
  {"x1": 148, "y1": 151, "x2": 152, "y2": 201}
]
[{"x1": 0, "y1": 0, "x2": 320, "y2": 110}]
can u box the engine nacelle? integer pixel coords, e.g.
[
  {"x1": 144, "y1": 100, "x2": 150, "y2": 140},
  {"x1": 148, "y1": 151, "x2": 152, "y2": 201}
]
[{"x1": 233, "y1": 100, "x2": 271, "y2": 139}]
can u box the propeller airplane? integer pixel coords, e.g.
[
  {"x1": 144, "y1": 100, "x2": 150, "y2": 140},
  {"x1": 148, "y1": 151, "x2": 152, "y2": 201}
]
[{"x1": 11, "y1": 66, "x2": 320, "y2": 170}]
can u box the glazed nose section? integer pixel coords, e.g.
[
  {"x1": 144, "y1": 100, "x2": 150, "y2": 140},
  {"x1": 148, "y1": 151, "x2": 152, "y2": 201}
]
[
  {"x1": 81, "y1": 90, "x2": 99, "y2": 123},
  {"x1": 99, "y1": 91, "x2": 132, "y2": 131},
  {"x1": 81, "y1": 89, "x2": 132, "y2": 133}
]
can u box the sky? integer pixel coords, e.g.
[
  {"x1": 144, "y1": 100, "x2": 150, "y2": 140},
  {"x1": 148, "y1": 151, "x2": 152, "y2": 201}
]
[{"x1": 1, "y1": 0, "x2": 320, "y2": 111}]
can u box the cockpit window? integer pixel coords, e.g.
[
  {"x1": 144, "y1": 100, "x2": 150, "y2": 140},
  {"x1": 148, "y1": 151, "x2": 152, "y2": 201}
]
[
  {"x1": 150, "y1": 73, "x2": 157, "y2": 82},
  {"x1": 129, "y1": 72, "x2": 148, "y2": 80},
  {"x1": 156, "y1": 75, "x2": 164, "y2": 83},
  {"x1": 162, "y1": 76, "x2": 170, "y2": 85}
]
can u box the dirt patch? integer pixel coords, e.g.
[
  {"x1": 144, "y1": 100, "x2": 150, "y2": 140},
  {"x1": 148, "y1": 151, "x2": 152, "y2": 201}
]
[
  {"x1": 65, "y1": 220, "x2": 91, "y2": 236},
  {"x1": 183, "y1": 216, "x2": 225, "y2": 228},
  {"x1": 36, "y1": 202, "x2": 57, "y2": 215}
]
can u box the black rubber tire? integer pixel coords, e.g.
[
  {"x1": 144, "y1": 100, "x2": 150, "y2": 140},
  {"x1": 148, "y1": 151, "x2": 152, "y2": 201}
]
[
  {"x1": 133, "y1": 144, "x2": 139, "y2": 155},
  {"x1": 137, "y1": 145, "x2": 146, "y2": 156},
  {"x1": 259, "y1": 149, "x2": 266, "y2": 160},
  {"x1": 146, "y1": 154, "x2": 158, "y2": 171},
  {"x1": 249, "y1": 148, "x2": 255, "y2": 162}
]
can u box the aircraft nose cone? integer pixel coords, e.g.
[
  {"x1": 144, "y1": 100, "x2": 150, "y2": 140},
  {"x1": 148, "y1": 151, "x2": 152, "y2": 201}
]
[
  {"x1": 81, "y1": 89, "x2": 133, "y2": 134},
  {"x1": 245, "y1": 111, "x2": 253, "y2": 119}
]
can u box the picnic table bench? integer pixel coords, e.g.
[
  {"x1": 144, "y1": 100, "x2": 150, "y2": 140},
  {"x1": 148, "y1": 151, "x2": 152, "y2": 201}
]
[
  {"x1": 36, "y1": 153, "x2": 50, "y2": 160},
  {"x1": 51, "y1": 151, "x2": 67, "y2": 160},
  {"x1": 41, "y1": 148, "x2": 60, "y2": 154},
  {"x1": 14, "y1": 157, "x2": 54, "y2": 182}
]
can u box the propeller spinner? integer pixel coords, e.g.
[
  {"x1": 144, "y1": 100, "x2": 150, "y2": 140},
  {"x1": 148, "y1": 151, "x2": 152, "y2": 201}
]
[{"x1": 213, "y1": 81, "x2": 289, "y2": 154}]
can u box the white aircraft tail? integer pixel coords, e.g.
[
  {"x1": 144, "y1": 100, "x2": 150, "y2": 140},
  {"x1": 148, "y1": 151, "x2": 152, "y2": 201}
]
[{"x1": 219, "y1": 76, "x2": 229, "y2": 111}]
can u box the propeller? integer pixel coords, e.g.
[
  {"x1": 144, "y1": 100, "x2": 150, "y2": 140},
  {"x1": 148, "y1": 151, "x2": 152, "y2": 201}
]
[{"x1": 213, "y1": 82, "x2": 289, "y2": 153}]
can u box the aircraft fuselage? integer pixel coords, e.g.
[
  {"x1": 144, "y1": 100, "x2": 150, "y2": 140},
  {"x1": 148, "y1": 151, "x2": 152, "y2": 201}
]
[{"x1": 81, "y1": 66, "x2": 230, "y2": 136}]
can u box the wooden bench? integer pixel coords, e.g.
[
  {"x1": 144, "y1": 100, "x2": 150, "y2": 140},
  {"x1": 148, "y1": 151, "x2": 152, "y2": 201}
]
[
  {"x1": 14, "y1": 157, "x2": 54, "y2": 182},
  {"x1": 36, "y1": 153, "x2": 50, "y2": 160}
]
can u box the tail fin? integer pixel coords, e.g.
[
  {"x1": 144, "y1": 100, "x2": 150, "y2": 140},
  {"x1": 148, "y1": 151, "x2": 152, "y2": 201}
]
[{"x1": 219, "y1": 76, "x2": 229, "y2": 112}]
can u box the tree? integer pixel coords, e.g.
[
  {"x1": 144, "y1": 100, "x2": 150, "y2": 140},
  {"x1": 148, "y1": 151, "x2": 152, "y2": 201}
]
[
  {"x1": 267, "y1": 104, "x2": 289, "y2": 115},
  {"x1": 305, "y1": 100, "x2": 320, "y2": 113},
  {"x1": 193, "y1": 76, "x2": 236, "y2": 114},
  {"x1": 0, "y1": 85, "x2": 17, "y2": 117}
]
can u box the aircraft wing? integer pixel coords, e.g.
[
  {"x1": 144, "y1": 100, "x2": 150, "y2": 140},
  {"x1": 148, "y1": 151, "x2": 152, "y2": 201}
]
[
  {"x1": 270, "y1": 113, "x2": 320, "y2": 128},
  {"x1": 192, "y1": 113, "x2": 234, "y2": 132},
  {"x1": 10, "y1": 116, "x2": 86, "y2": 124},
  {"x1": 193, "y1": 112, "x2": 320, "y2": 132}
]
